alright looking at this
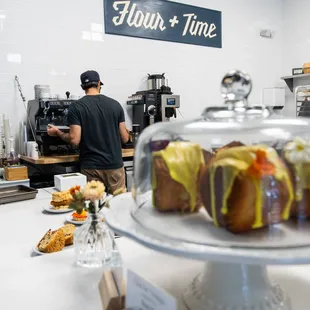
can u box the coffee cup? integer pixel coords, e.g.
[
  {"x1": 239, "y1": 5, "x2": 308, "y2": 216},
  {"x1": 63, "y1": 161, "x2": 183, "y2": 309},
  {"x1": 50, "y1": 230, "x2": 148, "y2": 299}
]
[
  {"x1": 30, "y1": 142, "x2": 39, "y2": 159},
  {"x1": 27, "y1": 142, "x2": 36, "y2": 157}
]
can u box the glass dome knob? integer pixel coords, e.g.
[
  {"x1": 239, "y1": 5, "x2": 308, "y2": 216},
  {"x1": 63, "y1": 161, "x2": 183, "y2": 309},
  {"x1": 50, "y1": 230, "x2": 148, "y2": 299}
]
[{"x1": 221, "y1": 70, "x2": 252, "y2": 104}]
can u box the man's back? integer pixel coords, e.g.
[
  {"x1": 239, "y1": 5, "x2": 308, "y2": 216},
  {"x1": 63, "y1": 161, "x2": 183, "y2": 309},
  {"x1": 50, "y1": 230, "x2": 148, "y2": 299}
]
[{"x1": 68, "y1": 94, "x2": 124, "y2": 169}]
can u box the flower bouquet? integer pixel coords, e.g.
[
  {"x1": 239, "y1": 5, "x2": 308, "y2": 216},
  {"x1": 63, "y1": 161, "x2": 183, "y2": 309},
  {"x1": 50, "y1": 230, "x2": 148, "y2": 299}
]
[
  {"x1": 69, "y1": 181, "x2": 127, "y2": 213},
  {"x1": 70, "y1": 181, "x2": 111, "y2": 268},
  {"x1": 70, "y1": 181, "x2": 127, "y2": 268},
  {"x1": 69, "y1": 181, "x2": 106, "y2": 214}
]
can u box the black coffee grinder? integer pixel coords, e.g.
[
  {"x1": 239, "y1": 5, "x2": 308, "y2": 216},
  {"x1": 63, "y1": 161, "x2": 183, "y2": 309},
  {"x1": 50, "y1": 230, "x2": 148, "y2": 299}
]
[{"x1": 126, "y1": 74, "x2": 180, "y2": 132}]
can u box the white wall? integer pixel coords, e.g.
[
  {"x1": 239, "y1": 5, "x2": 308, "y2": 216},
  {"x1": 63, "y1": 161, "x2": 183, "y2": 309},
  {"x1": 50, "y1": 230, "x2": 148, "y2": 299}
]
[
  {"x1": 282, "y1": 0, "x2": 310, "y2": 117},
  {"x1": 0, "y1": 0, "x2": 283, "y2": 146},
  {"x1": 282, "y1": 0, "x2": 310, "y2": 75}
]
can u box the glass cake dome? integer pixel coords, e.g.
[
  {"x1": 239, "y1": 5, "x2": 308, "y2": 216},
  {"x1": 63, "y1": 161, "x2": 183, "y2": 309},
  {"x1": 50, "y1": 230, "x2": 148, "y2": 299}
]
[{"x1": 130, "y1": 70, "x2": 310, "y2": 247}]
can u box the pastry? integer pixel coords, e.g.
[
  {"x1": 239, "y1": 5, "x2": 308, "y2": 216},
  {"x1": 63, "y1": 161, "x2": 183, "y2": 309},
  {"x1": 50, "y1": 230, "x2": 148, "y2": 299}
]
[
  {"x1": 303, "y1": 63, "x2": 310, "y2": 74},
  {"x1": 50, "y1": 190, "x2": 73, "y2": 209},
  {"x1": 200, "y1": 145, "x2": 294, "y2": 233},
  {"x1": 52, "y1": 191, "x2": 72, "y2": 202},
  {"x1": 151, "y1": 141, "x2": 207, "y2": 213},
  {"x1": 53, "y1": 205, "x2": 71, "y2": 210},
  {"x1": 72, "y1": 210, "x2": 88, "y2": 222},
  {"x1": 59, "y1": 224, "x2": 76, "y2": 246},
  {"x1": 37, "y1": 229, "x2": 65, "y2": 253},
  {"x1": 283, "y1": 137, "x2": 310, "y2": 219},
  {"x1": 215, "y1": 141, "x2": 245, "y2": 152}
]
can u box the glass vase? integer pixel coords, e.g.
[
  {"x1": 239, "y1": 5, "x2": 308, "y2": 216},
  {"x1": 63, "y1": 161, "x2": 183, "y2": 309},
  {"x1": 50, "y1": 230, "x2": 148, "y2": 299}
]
[{"x1": 74, "y1": 212, "x2": 113, "y2": 268}]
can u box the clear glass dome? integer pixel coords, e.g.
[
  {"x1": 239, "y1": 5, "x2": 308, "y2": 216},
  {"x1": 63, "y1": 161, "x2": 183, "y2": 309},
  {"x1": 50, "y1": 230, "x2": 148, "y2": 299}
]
[{"x1": 131, "y1": 70, "x2": 310, "y2": 247}]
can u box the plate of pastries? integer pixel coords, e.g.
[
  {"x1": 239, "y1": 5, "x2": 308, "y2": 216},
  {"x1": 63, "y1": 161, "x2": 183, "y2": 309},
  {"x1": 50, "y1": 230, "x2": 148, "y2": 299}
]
[
  {"x1": 33, "y1": 224, "x2": 76, "y2": 255},
  {"x1": 130, "y1": 138, "x2": 310, "y2": 249},
  {"x1": 43, "y1": 189, "x2": 75, "y2": 213},
  {"x1": 65, "y1": 210, "x2": 105, "y2": 225},
  {"x1": 65, "y1": 210, "x2": 88, "y2": 225}
]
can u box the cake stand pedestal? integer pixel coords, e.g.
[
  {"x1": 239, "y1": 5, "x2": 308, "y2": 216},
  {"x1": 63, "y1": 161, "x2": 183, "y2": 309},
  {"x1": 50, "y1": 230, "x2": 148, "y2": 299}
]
[
  {"x1": 105, "y1": 194, "x2": 310, "y2": 310},
  {"x1": 183, "y1": 262, "x2": 289, "y2": 310}
]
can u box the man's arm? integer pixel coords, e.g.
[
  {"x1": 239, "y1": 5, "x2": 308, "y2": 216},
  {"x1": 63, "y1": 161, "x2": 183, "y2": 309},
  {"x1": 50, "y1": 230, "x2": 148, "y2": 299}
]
[
  {"x1": 47, "y1": 125, "x2": 81, "y2": 146},
  {"x1": 119, "y1": 122, "x2": 129, "y2": 144},
  {"x1": 118, "y1": 104, "x2": 130, "y2": 144}
]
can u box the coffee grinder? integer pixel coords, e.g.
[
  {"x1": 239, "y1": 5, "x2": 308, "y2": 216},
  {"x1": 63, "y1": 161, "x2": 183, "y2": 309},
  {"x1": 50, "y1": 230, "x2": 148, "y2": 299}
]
[{"x1": 126, "y1": 74, "x2": 180, "y2": 132}]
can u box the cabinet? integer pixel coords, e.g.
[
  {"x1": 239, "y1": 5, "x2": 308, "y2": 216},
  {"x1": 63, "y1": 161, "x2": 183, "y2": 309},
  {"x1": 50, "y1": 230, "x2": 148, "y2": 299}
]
[
  {"x1": 125, "y1": 166, "x2": 133, "y2": 192},
  {"x1": 124, "y1": 160, "x2": 133, "y2": 192}
]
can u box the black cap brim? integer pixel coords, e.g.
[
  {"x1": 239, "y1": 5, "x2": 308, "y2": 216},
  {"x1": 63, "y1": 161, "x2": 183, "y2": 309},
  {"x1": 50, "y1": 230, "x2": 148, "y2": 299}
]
[{"x1": 100, "y1": 81, "x2": 103, "y2": 86}]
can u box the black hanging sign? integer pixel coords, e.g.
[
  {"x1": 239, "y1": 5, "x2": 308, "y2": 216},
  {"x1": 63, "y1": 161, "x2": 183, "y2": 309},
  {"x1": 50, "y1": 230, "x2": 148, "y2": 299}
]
[{"x1": 104, "y1": 0, "x2": 222, "y2": 48}]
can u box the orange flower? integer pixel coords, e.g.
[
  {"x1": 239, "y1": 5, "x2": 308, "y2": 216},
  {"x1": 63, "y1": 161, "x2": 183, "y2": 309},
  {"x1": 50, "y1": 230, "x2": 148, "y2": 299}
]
[
  {"x1": 72, "y1": 210, "x2": 88, "y2": 220},
  {"x1": 69, "y1": 186, "x2": 81, "y2": 196},
  {"x1": 247, "y1": 150, "x2": 275, "y2": 179}
]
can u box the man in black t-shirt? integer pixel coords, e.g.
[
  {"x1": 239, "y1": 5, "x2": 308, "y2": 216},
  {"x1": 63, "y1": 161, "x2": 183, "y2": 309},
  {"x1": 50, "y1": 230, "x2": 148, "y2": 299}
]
[{"x1": 47, "y1": 70, "x2": 129, "y2": 194}]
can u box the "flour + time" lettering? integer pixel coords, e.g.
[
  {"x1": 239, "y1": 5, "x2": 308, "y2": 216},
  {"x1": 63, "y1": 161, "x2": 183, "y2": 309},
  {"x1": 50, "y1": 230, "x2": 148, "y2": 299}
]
[
  {"x1": 112, "y1": 1, "x2": 166, "y2": 31},
  {"x1": 105, "y1": 0, "x2": 222, "y2": 48}
]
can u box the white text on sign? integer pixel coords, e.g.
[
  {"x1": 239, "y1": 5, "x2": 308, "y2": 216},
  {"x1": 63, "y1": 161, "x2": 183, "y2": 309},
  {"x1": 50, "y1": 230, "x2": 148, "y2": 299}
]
[
  {"x1": 111, "y1": 0, "x2": 218, "y2": 39},
  {"x1": 112, "y1": 1, "x2": 166, "y2": 31},
  {"x1": 183, "y1": 13, "x2": 217, "y2": 38}
]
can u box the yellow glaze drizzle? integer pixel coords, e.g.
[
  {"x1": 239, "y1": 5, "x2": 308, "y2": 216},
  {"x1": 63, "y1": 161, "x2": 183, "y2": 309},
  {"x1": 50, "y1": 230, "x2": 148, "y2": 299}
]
[
  {"x1": 208, "y1": 145, "x2": 294, "y2": 229},
  {"x1": 152, "y1": 142, "x2": 204, "y2": 212},
  {"x1": 252, "y1": 180, "x2": 263, "y2": 228},
  {"x1": 151, "y1": 160, "x2": 157, "y2": 207},
  {"x1": 216, "y1": 147, "x2": 254, "y2": 164},
  {"x1": 280, "y1": 163, "x2": 294, "y2": 220},
  {"x1": 210, "y1": 158, "x2": 249, "y2": 218},
  {"x1": 209, "y1": 167, "x2": 218, "y2": 225}
]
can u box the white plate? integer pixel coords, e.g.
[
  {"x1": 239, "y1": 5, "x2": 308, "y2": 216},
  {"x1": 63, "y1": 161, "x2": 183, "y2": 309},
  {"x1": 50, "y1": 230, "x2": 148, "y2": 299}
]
[
  {"x1": 65, "y1": 213, "x2": 88, "y2": 225},
  {"x1": 32, "y1": 244, "x2": 73, "y2": 255},
  {"x1": 32, "y1": 246, "x2": 45, "y2": 255},
  {"x1": 65, "y1": 212, "x2": 105, "y2": 225},
  {"x1": 43, "y1": 204, "x2": 73, "y2": 214}
]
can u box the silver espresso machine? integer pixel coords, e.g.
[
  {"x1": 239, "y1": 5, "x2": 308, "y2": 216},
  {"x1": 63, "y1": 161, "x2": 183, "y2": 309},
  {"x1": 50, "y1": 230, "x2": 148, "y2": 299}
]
[
  {"x1": 126, "y1": 74, "x2": 180, "y2": 132},
  {"x1": 27, "y1": 91, "x2": 78, "y2": 155}
]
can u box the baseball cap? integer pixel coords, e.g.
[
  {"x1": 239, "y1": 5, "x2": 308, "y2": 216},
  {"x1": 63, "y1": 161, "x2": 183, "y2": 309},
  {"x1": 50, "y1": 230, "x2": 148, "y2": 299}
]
[{"x1": 80, "y1": 70, "x2": 103, "y2": 85}]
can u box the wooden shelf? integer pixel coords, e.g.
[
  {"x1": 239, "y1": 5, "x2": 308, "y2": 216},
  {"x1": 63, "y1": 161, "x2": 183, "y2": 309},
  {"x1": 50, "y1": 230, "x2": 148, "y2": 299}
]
[
  {"x1": 121, "y1": 148, "x2": 135, "y2": 158},
  {"x1": 20, "y1": 149, "x2": 134, "y2": 165},
  {"x1": 281, "y1": 73, "x2": 310, "y2": 92},
  {"x1": 20, "y1": 155, "x2": 79, "y2": 165}
]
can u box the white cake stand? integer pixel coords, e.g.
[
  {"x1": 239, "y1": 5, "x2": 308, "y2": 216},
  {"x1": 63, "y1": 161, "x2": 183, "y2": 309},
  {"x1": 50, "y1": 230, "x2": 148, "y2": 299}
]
[{"x1": 105, "y1": 193, "x2": 310, "y2": 310}]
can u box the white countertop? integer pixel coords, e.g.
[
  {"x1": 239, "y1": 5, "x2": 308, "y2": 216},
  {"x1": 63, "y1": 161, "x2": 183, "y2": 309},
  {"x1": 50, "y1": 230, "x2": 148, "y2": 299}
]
[{"x1": 0, "y1": 190, "x2": 310, "y2": 310}]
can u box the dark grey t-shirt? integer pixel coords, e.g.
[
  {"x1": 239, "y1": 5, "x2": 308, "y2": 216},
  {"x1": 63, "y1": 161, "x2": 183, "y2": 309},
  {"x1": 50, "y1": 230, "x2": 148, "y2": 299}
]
[{"x1": 68, "y1": 94, "x2": 125, "y2": 170}]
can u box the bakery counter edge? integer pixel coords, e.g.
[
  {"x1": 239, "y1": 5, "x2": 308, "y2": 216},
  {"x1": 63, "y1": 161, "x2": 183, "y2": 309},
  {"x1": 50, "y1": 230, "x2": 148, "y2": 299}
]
[{"x1": 20, "y1": 148, "x2": 135, "y2": 165}]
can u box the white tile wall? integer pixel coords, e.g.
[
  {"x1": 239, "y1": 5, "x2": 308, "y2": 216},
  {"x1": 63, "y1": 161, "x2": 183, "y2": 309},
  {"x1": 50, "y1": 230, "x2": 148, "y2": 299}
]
[
  {"x1": 0, "y1": 0, "x2": 284, "y2": 148},
  {"x1": 281, "y1": 0, "x2": 310, "y2": 117}
]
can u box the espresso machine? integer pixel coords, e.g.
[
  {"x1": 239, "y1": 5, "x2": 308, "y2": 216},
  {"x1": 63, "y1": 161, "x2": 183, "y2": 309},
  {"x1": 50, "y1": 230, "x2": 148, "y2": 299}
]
[
  {"x1": 27, "y1": 91, "x2": 78, "y2": 155},
  {"x1": 126, "y1": 74, "x2": 180, "y2": 132}
]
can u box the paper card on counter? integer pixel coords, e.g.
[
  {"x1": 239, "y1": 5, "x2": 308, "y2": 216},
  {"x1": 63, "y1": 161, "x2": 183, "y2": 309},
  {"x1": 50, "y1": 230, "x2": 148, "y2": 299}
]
[{"x1": 126, "y1": 269, "x2": 177, "y2": 310}]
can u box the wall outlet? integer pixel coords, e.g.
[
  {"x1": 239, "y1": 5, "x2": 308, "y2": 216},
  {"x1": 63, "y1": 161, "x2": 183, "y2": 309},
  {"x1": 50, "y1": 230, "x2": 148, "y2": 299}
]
[{"x1": 260, "y1": 29, "x2": 273, "y2": 38}]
